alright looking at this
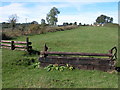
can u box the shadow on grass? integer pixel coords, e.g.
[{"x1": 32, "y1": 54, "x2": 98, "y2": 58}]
[
  {"x1": 23, "y1": 49, "x2": 40, "y2": 56},
  {"x1": 30, "y1": 49, "x2": 40, "y2": 55}
]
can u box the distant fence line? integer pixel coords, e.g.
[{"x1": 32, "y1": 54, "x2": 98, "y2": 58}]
[{"x1": 1, "y1": 37, "x2": 32, "y2": 52}]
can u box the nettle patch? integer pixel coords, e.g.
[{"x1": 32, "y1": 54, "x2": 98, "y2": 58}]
[
  {"x1": 12, "y1": 57, "x2": 40, "y2": 68},
  {"x1": 44, "y1": 64, "x2": 74, "y2": 72}
]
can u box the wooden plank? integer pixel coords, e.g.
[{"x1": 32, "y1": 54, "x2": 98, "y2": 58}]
[
  {"x1": 43, "y1": 51, "x2": 113, "y2": 57},
  {"x1": 2, "y1": 46, "x2": 27, "y2": 51},
  {"x1": 93, "y1": 65, "x2": 111, "y2": 72},
  {"x1": 14, "y1": 41, "x2": 27, "y2": 44},
  {"x1": 39, "y1": 56, "x2": 112, "y2": 66},
  {"x1": 1, "y1": 40, "x2": 31, "y2": 44},
  {"x1": 1, "y1": 44, "x2": 11, "y2": 47},
  {"x1": 77, "y1": 65, "x2": 88, "y2": 70},
  {"x1": 87, "y1": 65, "x2": 94, "y2": 70},
  {"x1": 1, "y1": 40, "x2": 11, "y2": 43},
  {"x1": 15, "y1": 45, "x2": 26, "y2": 48},
  {"x1": 44, "y1": 56, "x2": 111, "y2": 61}
]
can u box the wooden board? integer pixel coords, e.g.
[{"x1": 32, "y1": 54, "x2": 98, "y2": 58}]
[
  {"x1": 1, "y1": 44, "x2": 11, "y2": 47},
  {"x1": 1, "y1": 40, "x2": 11, "y2": 43},
  {"x1": 42, "y1": 51, "x2": 113, "y2": 57},
  {"x1": 15, "y1": 45, "x2": 26, "y2": 48},
  {"x1": 14, "y1": 41, "x2": 27, "y2": 44}
]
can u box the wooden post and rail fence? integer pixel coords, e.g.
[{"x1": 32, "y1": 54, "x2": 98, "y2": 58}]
[
  {"x1": 39, "y1": 44, "x2": 117, "y2": 72},
  {"x1": 1, "y1": 37, "x2": 32, "y2": 52},
  {"x1": 1, "y1": 38, "x2": 118, "y2": 72}
]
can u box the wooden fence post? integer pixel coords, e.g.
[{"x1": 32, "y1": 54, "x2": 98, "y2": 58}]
[
  {"x1": 26, "y1": 37, "x2": 29, "y2": 51},
  {"x1": 11, "y1": 41, "x2": 15, "y2": 50},
  {"x1": 44, "y1": 43, "x2": 48, "y2": 57},
  {"x1": 26, "y1": 37, "x2": 32, "y2": 54}
]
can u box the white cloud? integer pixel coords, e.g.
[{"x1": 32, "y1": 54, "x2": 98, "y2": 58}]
[
  {"x1": 0, "y1": 2, "x2": 73, "y2": 23},
  {"x1": 0, "y1": 3, "x2": 51, "y2": 23},
  {"x1": 58, "y1": 11, "x2": 118, "y2": 25},
  {"x1": 0, "y1": 2, "x2": 118, "y2": 24},
  {"x1": 58, "y1": 14, "x2": 96, "y2": 25},
  {"x1": 0, "y1": 3, "x2": 29, "y2": 22},
  {"x1": 0, "y1": 2, "x2": 71, "y2": 23}
]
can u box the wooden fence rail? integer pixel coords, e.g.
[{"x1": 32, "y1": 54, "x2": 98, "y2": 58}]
[
  {"x1": 39, "y1": 44, "x2": 117, "y2": 72},
  {"x1": 1, "y1": 37, "x2": 32, "y2": 52},
  {"x1": 42, "y1": 51, "x2": 113, "y2": 57}
]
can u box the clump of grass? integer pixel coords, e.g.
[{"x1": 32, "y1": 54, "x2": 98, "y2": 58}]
[{"x1": 12, "y1": 57, "x2": 37, "y2": 66}]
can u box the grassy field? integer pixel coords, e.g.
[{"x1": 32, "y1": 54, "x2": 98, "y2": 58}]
[{"x1": 2, "y1": 26, "x2": 119, "y2": 88}]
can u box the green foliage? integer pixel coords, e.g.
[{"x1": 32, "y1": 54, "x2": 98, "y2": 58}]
[
  {"x1": 96, "y1": 14, "x2": 113, "y2": 24},
  {"x1": 12, "y1": 57, "x2": 38, "y2": 67},
  {"x1": 31, "y1": 21, "x2": 38, "y2": 24},
  {"x1": 46, "y1": 7, "x2": 60, "y2": 25},
  {"x1": 44, "y1": 64, "x2": 74, "y2": 72},
  {"x1": 41, "y1": 19, "x2": 46, "y2": 25},
  {"x1": 74, "y1": 22, "x2": 77, "y2": 25},
  {"x1": 30, "y1": 62, "x2": 40, "y2": 68},
  {"x1": 2, "y1": 25, "x2": 78, "y2": 39}
]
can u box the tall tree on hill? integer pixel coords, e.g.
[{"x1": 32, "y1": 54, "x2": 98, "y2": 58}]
[
  {"x1": 46, "y1": 7, "x2": 60, "y2": 26},
  {"x1": 74, "y1": 22, "x2": 77, "y2": 25},
  {"x1": 109, "y1": 17, "x2": 113, "y2": 23},
  {"x1": 41, "y1": 19, "x2": 46, "y2": 25},
  {"x1": 96, "y1": 14, "x2": 113, "y2": 24},
  {"x1": 8, "y1": 14, "x2": 18, "y2": 30},
  {"x1": 31, "y1": 21, "x2": 38, "y2": 24}
]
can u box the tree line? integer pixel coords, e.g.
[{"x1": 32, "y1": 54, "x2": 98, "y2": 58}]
[{"x1": 2, "y1": 7, "x2": 114, "y2": 30}]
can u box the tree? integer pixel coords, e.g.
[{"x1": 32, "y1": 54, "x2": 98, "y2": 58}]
[
  {"x1": 79, "y1": 23, "x2": 82, "y2": 26},
  {"x1": 96, "y1": 15, "x2": 113, "y2": 24},
  {"x1": 41, "y1": 19, "x2": 46, "y2": 25},
  {"x1": 63, "y1": 22, "x2": 68, "y2": 26},
  {"x1": 46, "y1": 7, "x2": 60, "y2": 26},
  {"x1": 74, "y1": 22, "x2": 77, "y2": 25},
  {"x1": 109, "y1": 17, "x2": 113, "y2": 23},
  {"x1": 69, "y1": 23, "x2": 73, "y2": 25},
  {"x1": 8, "y1": 14, "x2": 18, "y2": 30},
  {"x1": 31, "y1": 21, "x2": 38, "y2": 24}
]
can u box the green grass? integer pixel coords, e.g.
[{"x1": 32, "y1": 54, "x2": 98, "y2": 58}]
[
  {"x1": 14, "y1": 26, "x2": 118, "y2": 53},
  {"x1": 2, "y1": 26, "x2": 118, "y2": 88}
]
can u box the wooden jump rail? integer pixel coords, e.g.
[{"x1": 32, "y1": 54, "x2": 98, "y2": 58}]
[
  {"x1": 1, "y1": 37, "x2": 32, "y2": 52},
  {"x1": 39, "y1": 44, "x2": 117, "y2": 72}
]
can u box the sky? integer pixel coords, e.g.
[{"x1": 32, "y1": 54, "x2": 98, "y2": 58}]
[{"x1": 0, "y1": 0, "x2": 119, "y2": 25}]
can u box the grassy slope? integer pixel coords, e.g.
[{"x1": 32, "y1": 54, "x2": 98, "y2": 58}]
[
  {"x1": 15, "y1": 26, "x2": 118, "y2": 52},
  {"x1": 2, "y1": 26, "x2": 118, "y2": 88}
]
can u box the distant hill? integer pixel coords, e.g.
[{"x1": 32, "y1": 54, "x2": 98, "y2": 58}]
[{"x1": 104, "y1": 23, "x2": 118, "y2": 27}]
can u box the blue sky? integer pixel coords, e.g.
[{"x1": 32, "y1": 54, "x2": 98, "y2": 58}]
[{"x1": 0, "y1": 0, "x2": 119, "y2": 25}]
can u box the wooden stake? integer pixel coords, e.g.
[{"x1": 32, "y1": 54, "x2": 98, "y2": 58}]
[{"x1": 11, "y1": 41, "x2": 15, "y2": 50}]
